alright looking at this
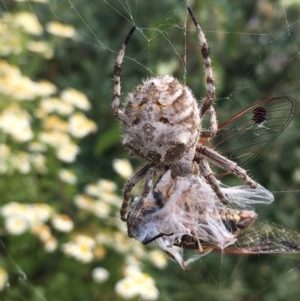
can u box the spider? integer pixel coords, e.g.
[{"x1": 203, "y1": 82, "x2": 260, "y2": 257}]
[{"x1": 112, "y1": 7, "x2": 261, "y2": 235}]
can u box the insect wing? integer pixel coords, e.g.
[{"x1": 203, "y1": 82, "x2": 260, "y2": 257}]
[
  {"x1": 213, "y1": 96, "x2": 295, "y2": 166},
  {"x1": 211, "y1": 220, "x2": 300, "y2": 255}
]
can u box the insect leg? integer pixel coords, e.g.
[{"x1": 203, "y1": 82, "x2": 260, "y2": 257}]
[{"x1": 190, "y1": 229, "x2": 203, "y2": 253}]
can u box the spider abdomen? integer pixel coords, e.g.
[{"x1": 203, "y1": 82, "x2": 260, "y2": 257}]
[{"x1": 122, "y1": 75, "x2": 201, "y2": 171}]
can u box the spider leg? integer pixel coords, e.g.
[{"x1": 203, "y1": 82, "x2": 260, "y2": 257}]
[
  {"x1": 187, "y1": 7, "x2": 217, "y2": 137},
  {"x1": 120, "y1": 163, "x2": 153, "y2": 221},
  {"x1": 112, "y1": 26, "x2": 136, "y2": 121},
  {"x1": 195, "y1": 154, "x2": 230, "y2": 205},
  {"x1": 200, "y1": 106, "x2": 218, "y2": 139},
  {"x1": 197, "y1": 145, "x2": 258, "y2": 188},
  {"x1": 127, "y1": 166, "x2": 165, "y2": 237}
]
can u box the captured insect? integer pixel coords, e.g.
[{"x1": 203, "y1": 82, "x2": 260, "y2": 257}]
[
  {"x1": 173, "y1": 220, "x2": 300, "y2": 270},
  {"x1": 112, "y1": 6, "x2": 294, "y2": 235},
  {"x1": 128, "y1": 170, "x2": 274, "y2": 270},
  {"x1": 209, "y1": 96, "x2": 294, "y2": 168},
  {"x1": 203, "y1": 220, "x2": 300, "y2": 255}
]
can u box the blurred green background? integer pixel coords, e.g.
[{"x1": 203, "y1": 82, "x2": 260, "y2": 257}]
[{"x1": 0, "y1": 0, "x2": 300, "y2": 300}]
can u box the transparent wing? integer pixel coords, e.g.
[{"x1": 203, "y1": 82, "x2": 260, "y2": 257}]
[
  {"x1": 210, "y1": 220, "x2": 300, "y2": 255},
  {"x1": 212, "y1": 96, "x2": 295, "y2": 166}
]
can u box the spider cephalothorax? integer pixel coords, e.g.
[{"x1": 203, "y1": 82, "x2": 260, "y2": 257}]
[
  {"x1": 122, "y1": 75, "x2": 201, "y2": 177},
  {"x1": 112, "y1": 7, "x2": 258, "y2": 229}
]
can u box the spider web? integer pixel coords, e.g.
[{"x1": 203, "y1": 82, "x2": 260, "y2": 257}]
[{"x1": 1, "y1": 0, "x2": 300, "y2": 300}]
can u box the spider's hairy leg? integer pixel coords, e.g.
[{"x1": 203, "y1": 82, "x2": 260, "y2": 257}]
[
  {"x1": 196, "y1": 155, "x2": 230, "y2": 205},
  {"x1": 120, "y1": 163, "x2": 152, "y2": 221},
  {"x1": 112, "y1": 26, "x2": 136, "y2": 120},
  {"x1": 187, "y1": 7, "x2": 217, "y2": 137},
  {"x1": 127, "y1": 166, "x2": 164, "y2": 237},
  {"x1": 198, "y1": 146, "x2": 258, "y2": 188},
  {"x1": 200, "y1": 106, "x2": 218, "y2": 139}
]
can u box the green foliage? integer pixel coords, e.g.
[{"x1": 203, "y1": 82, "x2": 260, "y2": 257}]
[{"x1": 0, "y1": 0, "x2": 300, "y2": 300}]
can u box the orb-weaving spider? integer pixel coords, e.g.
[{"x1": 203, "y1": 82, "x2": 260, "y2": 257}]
[{"x1": 112, "y1": 7, "x2": 258, "y2": 235}]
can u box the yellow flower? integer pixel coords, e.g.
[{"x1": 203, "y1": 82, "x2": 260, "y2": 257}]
[
  {"x1": 31, "y1": 204, "x2": 52, "y2": 223},
  {"x1": 112, "y1": 232, "x2": 131, "y2": 253},
  {"x1": 68, "y1": 112, "x2": 97, "y2": 138},
  {"x1": 0, "y1": 144, "x2": 10, "y2": 158},
  {"x1": 30, "y1": 153, "x2": 47, "y2": 174},
  {"x1": 32, "y1": 224, "x2": 52, "y2": 240},
  {"x1": 0, "y1": 60, "x2": 20, "y2": 77},
  {"x1": 113, "y1": 159, "x2": 133, "y2": 179},
  {"x1": 115, "y1": 269, "x2": 159, "y2": 300},
  {"x1": 39, "y1": 131, "x2": 71, "y2": 147},
  {"x1": 141, "y1": 282, "x2": 159, "y2": 300},
  {"x1": 0, "y1": 268, "x2": 8, "y2": 291},
  {"x1": 115, "y1": 277, "x2": 139, "y2": 299},
  {"x1": 51, "y1": 214, "x2": 74, "y2": 232},
  {"x1": 0, "y1": 73, "x2": 36, "y2": 100},
  {"x1": 34, "y1": 80, "x2": 57, "y2": 97},
  {"x1": 93, "y1": 245, "x2": 106, "y2": 259},
  {"x1": 74, "y1": 194, "x2": 95, "y2": 211},
  {"x1": 4, "y1": 215, "x2": 29, "y2": 235},
  {"x1": 1, "y1": 203, "x2": 53, "y2": 231},
  {"x1": 0, "y1": 144, "x2": 10, "y2": 174},
  {"x1": 61, "y1": 88, "x2": 91, "y2": 110},
  {"x1": 12, "y1": 152, "x2": 31, "y2": 174},
  {"x1": 148, "y1": 250, "x2": 168, "y2": 269},
  {"x1": 0, "y1": 61, "x2": 56, "y2": 100},
  {"x1": 43, "y1": 236, "x2": 58, "y2": 252},
  {"x1": 0, "y1": 106, "x2": 33, "y2": 142},
  {"x1": 84, "y1": 183, "x2": 99, "y2": 197},
  {"x1": 27, "y1": 41, "x2": 54, "y2": 59},
  {"x1": 14, "y1": 12, "x2": 43, "y2": 35},
  {"x1": 0, "y1": 61, "x2": 57, "y2": 101},
  {"x1": 28, "y1": 141, "x2": 47, "y2": 152},
  {"x1": 46, "y1": 21, "x2": 77, "y2": 38},
  {"x1": 0, "y1": 21, "x2": 22, "y2": 55},
  {"x1": 92, "y1": 267, "x2": 110, "y2": 283},
  {"x1": 74, "y1": 235, "x2": 96, "y2": 248},
  {"x1": 95, "y1": 232, "x2": 113, "y2": 246},
  {"x1": 39, "y1": 97, "x2": 74, "y2": 115},
  {"x1": 43, "y1": 115, "x2": 68, "y2": 132},
  {"x1": 92, "y1": 201, "x2": 110, "y2": 219},
  {"x1": 97, "y1": 179, "x2": 117, "y2": 192},
  {"x1": 59, "y1": 169, "x2": 77, "y2": 184},
  {"x1": 56, "y1": 141, "x2": 80, "y2": 163},
  {"x1": 62, "y1": 235, "x2": 95, "y2": 263}
]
